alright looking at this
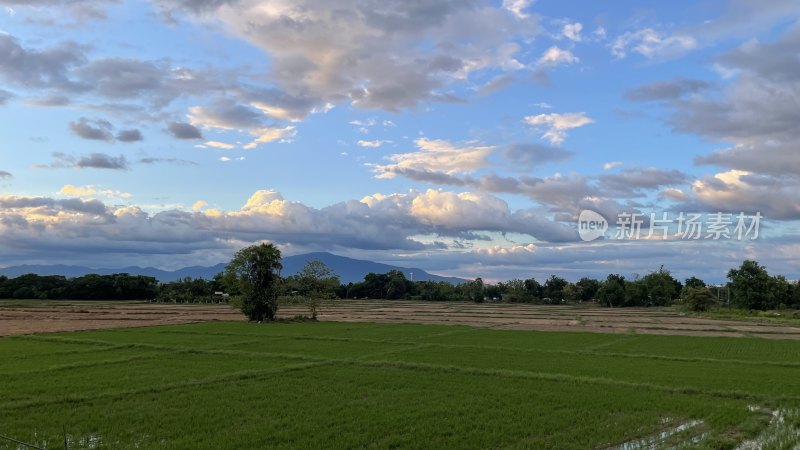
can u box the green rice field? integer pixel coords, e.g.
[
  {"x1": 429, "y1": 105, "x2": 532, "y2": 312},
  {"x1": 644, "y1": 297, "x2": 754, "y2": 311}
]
[{"x1": 1, "y1": 321, "x2": 799, "y2": 449}]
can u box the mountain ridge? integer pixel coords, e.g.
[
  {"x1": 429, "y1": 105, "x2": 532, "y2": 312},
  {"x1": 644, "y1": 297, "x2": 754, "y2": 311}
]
[{"x1": 0, "y1": 252, "x2": 466, "y2": 284}]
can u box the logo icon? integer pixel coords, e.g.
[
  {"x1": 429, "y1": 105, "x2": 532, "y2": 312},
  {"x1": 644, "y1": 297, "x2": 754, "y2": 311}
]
[{"x1": 578, "y1": 210, "x2": 607, "y2": 242}]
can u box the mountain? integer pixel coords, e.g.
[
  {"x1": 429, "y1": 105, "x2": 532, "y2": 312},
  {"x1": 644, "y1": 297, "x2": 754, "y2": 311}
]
[
  {"x1": 0, "y1": 252, "x2": 466, "y2": 284},
  {"x1": 281, "y1": 252, "x2": 466, "y2": 284}
]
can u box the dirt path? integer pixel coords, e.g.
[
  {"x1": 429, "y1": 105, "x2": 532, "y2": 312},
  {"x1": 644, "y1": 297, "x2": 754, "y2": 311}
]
[{"x1": 2, "y1": 301, "x2": 800, "y2": 339}]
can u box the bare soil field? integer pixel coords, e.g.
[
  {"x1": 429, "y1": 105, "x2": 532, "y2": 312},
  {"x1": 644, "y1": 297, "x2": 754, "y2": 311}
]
[{"x1": 3, "y1": 300, "x2": 800, "y2": 339}]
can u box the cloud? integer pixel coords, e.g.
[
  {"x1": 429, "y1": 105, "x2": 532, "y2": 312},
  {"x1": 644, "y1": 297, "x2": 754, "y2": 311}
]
[
  {"x1": 537, "y1": 46, "x2": 579, "y2": 67},
  {"x1": 369, "y1": 138, "x2": 494, "y2": 179},
  {"x1": 501, "y1": 143, "x2": 573, "y2": 169},
  {"x1": 188, "y1": 101, "x2": 263, "y2": 130},
  {"x1": 686, "y1": 170, "x2": 800, "y2": 220},
  {"x1": 191, "y1": 200, "x2": 207, "y2": 212},
  {"x1": 0, "y1": 34, "x2": 87, "y2": 91},
  {"x1": 36, "y1": 152, "x2": 129, "y2": 170},
  {"x1": 598, "y1": 168, "x2": 688, "y2": 198},
  {"x1": 69, "y1": 117, "x2": 114, "y2": 142},
  {"x1": 59, "y1": 184, "x2": 96, "y2": 197},
  {"x1": 59, "y1": 184, "x2": 133, "y2": 200},
  {"x1": 168, "y1": 122, "x2": 203, "y2": 140},
  {"x1": 603, "y1": 161, "x2": 622, "y2": 170},
  {"x1": 611, "y1": 28, "x2": 697, "y2": 59},
  {"x1": 0, "y1": 170, "x2": 12, "y2": 179},
  {"x1": 204, "y1": 141, "x2": 235, "y2": 150},
  {"x1": 0, "y1": 0, "x2": 119, "y2": 22},
  {"x1": 502, "y1": 0, "x2": 533, "y2": 19},
  {"x1": 625, "y1": 78, "x2": 714, "y2": 101},
  {"x1": 153, "y1": 0, "x2": 540, "y2": 112},
  {"x1": 76, "y1": 153, "x2": 129, "y2": 170},
  {"x1": 138, "y1": 157, "x2": 197, "y2": 166},
  {"x1": 0, "y1": 89, "x2": 13, "y2": 105},
  {"x1": 243, "y1": 126, "x2": 296, "y2": 149},
  {"x1": 523, "y1": 112, "x2": 593, "y2": 145},
  {"x1": 357, "y1": 140, "x2": 387, "y2": 148},
  {"x1": 115, "y1": 129, "x2": 144, "y2": 142},
  {"x1": 562, "y1": 22, "x2": 582, "y2": 42}
]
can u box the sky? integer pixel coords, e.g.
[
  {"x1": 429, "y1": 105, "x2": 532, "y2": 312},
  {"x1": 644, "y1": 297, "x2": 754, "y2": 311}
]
[{"x1": 0, "y1": 0, "x2": 799, "y2": 283}]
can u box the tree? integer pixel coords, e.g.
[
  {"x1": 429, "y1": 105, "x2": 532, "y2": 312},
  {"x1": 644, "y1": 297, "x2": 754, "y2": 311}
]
[
  {"x1": 684, "y1": 276, "x2": 706, "y2": 289},
  {"x1": 224, "y1": 243, "x2": 283, "y2": 321},
  {"x1": 296, "y1": 260, "x2": 340, "y2": 318},
  {"x1": 727, "y1": 260, "x2": 776, "y2": 310},
  {"x1": 470, "y1": 277, "x2": 485, "y2": 303},
  {"x1": 598, "y1": 274, "x2": 626, "y2": 307},
  {"x1": 683, "y1": 286, "x2": 716, "y2": 312},
  {"x1": 543, "y1": 275, "x2": 568, "y2": 303},
  {"x1": 575, "y1": 277, "x2": 600, "y2": 301}
]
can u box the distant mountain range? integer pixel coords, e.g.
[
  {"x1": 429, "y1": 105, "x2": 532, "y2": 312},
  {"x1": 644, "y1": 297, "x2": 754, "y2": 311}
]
[{"x1": 0, "y1": 252, "x2": 466, "y2": 284}]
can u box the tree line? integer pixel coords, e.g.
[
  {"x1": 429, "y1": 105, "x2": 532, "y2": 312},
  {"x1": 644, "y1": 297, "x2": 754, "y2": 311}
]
[{"x1": 2, "y1": 244, "x2": 798, "y2": 317}]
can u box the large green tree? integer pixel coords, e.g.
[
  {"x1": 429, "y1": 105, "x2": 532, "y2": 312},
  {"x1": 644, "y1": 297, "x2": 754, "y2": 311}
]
[
  {"x1": 224, "y1": 243, "x2": 283, "y2": 321},
  {"x1": 727, "y1": 260, "x2": 776, "y2": 310}
]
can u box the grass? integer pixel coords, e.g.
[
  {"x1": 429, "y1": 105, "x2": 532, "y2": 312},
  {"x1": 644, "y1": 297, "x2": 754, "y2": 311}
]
[{"x1": 1, "y1": 322, "x2": 799, "y2": 449}]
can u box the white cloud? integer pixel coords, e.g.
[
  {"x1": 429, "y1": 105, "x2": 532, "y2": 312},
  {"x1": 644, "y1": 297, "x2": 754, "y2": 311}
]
[
  {"x1": 502, "y1": 0, "x2": 534, "y2": 19},
  {"x1": 533, "y1": 102, "x2": 552, "y2": 109},
  {"x1": 369, "y1": 138, "x2": 494, "y2": 179},
  {"x1": 562, "y1": 22, "x2": 583, "y2": 42},
  {"x1": 191, "y1": 200, "x2": 208, "y2": 212},
  {"x1": 205, "y1": 141, "x2": 235, "y2": 149},
  {"x1": 524, "y1": 112, "x2": 593, "y2": 145},
  {"x1": 603, "y1": 161, "x2": 623, "y2": 170},
  {"x1": 611, "y1": 28, "x2": 697, "y2": 59},
  {"x1": 537, "y1": 46, "x2": 579, "y2": 67},
  {"x1": 357, "y1": 140, "x2": 387, "y2": 148},
  {"x1": 243, "y1": 126, "x2": 296, "y2": 149},
  {"x1": 59, "y1": 184, "x2": 133, "y2": 200}
]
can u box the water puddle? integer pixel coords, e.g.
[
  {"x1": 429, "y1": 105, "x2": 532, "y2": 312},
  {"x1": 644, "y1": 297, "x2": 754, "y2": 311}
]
[{"x1": 607, "y1": 418, "x2": 705, "y2": 450}]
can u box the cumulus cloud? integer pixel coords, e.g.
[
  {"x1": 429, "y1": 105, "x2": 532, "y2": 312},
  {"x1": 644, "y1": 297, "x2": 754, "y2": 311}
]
[
  {"x1": 562, "y1": 22, "x2": 582, "y2": 42},
  {"x1": 152, "y1": 0, "x2": 540, "y2": 112},
  {"x1": 523, "y1": 112, "x2": 593, "y2": 145},
  {"x1": 686, "y1": 170, "x2": 800, "y2": 220},
  {"x1": 502, "y1": 0, "x2": 533, "y2": 19},
  {"x1": 537, "y1": 46, "x2": 579, "y2": 67},
  {"x1": 168, "y1": 122, "x2": 203, "y2": 139},
  {"x1": 611, "y1": 28, "x2": 697, "y2": 59}
]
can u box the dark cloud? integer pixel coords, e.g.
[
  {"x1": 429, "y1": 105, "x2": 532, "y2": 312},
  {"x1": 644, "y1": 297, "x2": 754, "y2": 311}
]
[
  {"x1": 76, "y1": 153, "x2": 129, "y2": 170},
  {"x1": 69, "y1": 117, "x2": 114, "y2": 141},
  {"x1": 502, "y1": 143, "x2": 573, "y2": 169},
  {"x1": 625, "y1": 78, "x2": 714, "y2": 101},
  {"x1": 0, "y1": 171, "x2": 12, "y2": 179},
  {"x1": 28, "y1": 94, "x2": 71, "y2": 107},
  {"x1": 36, "y1": 152, "x2": 129, "y2": 170},
  {"x1": 0, "y1": 34, "x2": 87, "y2": 91},
  {"x1": 138, "y1": 157, "x2": 197, "y2": 166},
  {"x1": 598, "y1": 168, "x2": 688, "y2": 198},
  {"x1": 188, "y1": 100, "x2": 264, "y2": 129},
  {"x1": 167, "y1": 122, "x2": 203, "y2": 139},
  {"x1": 116, "y1": 129, "x2": 144, "y2": 142}
]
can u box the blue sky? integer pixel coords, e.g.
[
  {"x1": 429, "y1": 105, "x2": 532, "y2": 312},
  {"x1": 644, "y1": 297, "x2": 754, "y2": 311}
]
[{"x1": 1, "y1": 0, "x2": 799, "y2": 282}]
